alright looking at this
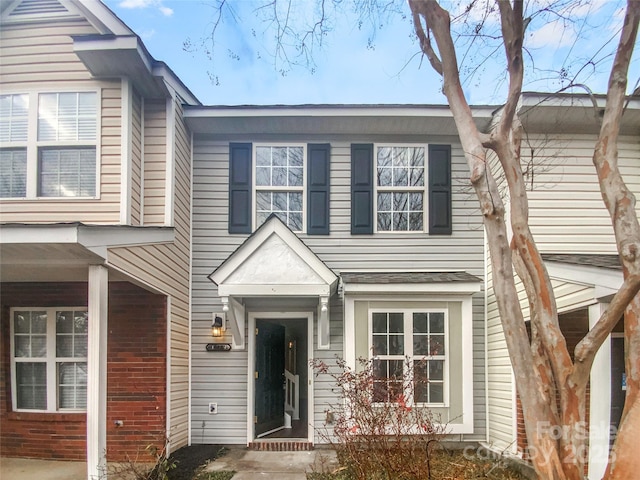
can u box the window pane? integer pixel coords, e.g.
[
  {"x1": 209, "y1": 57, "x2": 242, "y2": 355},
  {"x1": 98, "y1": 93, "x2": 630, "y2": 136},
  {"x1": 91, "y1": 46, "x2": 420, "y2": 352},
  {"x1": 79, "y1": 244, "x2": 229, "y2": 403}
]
[
  {"x1": 272, "y1": 167, "x2": 287, "y2": 186},
  {"x1": 377, "y1": 167, "x2": 392, "y2": 186},
  {"x1": 16, "y1": 362, "x2": 47, "y2": 409},
  {"x1": 429, "y1": 360, "x2": 444, "y2": 381},
  {"x1": 38, "y1": 92, "x2": 96, "y2": 142},
  {"x1": 372, "y1": 313, "x2": 386, "y2": 333},
  {"x1": 377, "y1": 212, "x2": 391, "y2": 231},
  {"x1": 288, "y1": 167, "x2": 303, "y2": 186},
  {"x1": 430, "y1": 335, "x2": 445, "y2": 355},
  {"x1": 272, "y1": 147, "x2": 287, "y2": 166},
  {"x1": 388, "y1": 334, "x2": 404, "y2": 355},
  {"x1": 388, "y1": 313, "x2": 403, "y2": 333},
  {"x1": 57, "y1": 310, "x2": 88, "y2": 358},
  {"x1": 0, "y1": 94, "x2": 28, "y2": 142},
  {"x1": 430, "y1": 312, "x2": 445, "y2": 333},
  {"x1": 0, "y1": 149, "x2": 26, "y2": 197},
  {"x1": 39, "y1": 148, "x2": 96, "y2": 197},
  {"x1": 289, "y1": 212, "x2": 302, "y2": 231},
  {"x1": 429, "y1": 383, "x2": 444, "y2": 403},
  {"x1": 58, "y1": 362, "x2": 87, "y2": 409},
  {"x1": 289, "y1": 147, "x2": 303, "y2": 167},
  {"x1": 256, "y1": 147, "x2": 270, "y2": 166},
  {"x1": 256, "y1": 166, "x2": 270, "y2": 186},
  {"x1": 393, "y1": 212, "x2": 408, "y2": 231},
  {"x1": 14, "y1": 311, "x2": 47, "y2": 357},
  {"x1": 413, "y1": 335, "x2": 429, "y2": 356},
  {"x1": 413, "y1": 313, "x2": 427, "y2": 333},
  {"x1": 372, "y1": 335, "x2": 387, "y2": 356}
]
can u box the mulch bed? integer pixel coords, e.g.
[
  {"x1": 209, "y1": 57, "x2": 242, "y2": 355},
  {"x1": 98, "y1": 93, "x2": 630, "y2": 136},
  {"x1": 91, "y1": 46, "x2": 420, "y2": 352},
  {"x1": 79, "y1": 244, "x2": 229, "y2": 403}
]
[{"x1": 167, "y1": 444, "x2": 225, "y2": 480}]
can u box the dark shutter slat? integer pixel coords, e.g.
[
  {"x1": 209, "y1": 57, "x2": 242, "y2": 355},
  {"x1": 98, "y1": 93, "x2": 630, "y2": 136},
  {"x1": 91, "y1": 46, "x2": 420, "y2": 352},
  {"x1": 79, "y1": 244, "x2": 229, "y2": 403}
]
[
  {"x1": 351, "y1": 144, "x2": 374, "y2": 234},
  {"x1": 428, "y1": 144, "x2": 452, "y2": 235},
  {"x1": 228, "y1": 143, "x2": 252, "y2": 234},
  {"x1": 307, "y1": 143, "x2": 331, "y2": 235}
]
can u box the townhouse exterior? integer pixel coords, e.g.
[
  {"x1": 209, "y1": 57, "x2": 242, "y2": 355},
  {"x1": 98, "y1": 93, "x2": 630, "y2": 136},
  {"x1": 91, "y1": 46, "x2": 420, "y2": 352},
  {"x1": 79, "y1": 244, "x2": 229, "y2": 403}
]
[
  {"x1": 0, "y1": 0, "x2": 198, "y2": 478},
  {"x1": 485, "y1": 94, "x2": 640, "y2": 479},
  {"x1": 0, "y1": 1, "x2": 637, "y2": 480}
]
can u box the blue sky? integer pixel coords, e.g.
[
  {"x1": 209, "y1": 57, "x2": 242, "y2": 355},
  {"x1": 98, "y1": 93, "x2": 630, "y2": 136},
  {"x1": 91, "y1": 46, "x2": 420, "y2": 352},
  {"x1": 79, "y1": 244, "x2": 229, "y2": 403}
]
[{"x1": 103, "y1": 0, "x2": 638, "y2": 106}]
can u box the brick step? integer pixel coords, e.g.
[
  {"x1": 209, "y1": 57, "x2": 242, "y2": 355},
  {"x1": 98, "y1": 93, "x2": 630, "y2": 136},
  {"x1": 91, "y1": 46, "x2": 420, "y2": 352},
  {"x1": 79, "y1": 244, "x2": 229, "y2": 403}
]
[{"x1": 248, "y1": 441, "x2": 313, "y2": 451}]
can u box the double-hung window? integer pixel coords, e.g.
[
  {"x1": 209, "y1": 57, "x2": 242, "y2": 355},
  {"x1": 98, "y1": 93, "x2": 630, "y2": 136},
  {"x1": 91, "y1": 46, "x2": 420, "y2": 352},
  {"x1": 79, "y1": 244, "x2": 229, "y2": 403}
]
[
  {"x1": 371, "y1": 309, "x2": 447, "y2": 405},
  {"x1": 0, "y1": 91, "x2": 98, "y2": 199},
  {"x1": 375, "y1": 146, "x2": 426, "y2": 232},
  {"x1": 255, "y1": 145, "x2": 305, "y2": 231},
  {"x1": 11, "y1": 308, "x2": 88, "y2": 412},
  {"x1": 38, "y1": 92, "x2": 97, "y2": 197}
]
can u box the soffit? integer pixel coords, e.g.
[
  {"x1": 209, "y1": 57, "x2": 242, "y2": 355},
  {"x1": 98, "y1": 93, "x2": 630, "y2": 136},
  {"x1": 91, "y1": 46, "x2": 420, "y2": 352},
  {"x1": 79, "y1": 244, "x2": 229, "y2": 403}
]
[{"x1": 184, "y1": 105, "x2": 495, "y2": 137}]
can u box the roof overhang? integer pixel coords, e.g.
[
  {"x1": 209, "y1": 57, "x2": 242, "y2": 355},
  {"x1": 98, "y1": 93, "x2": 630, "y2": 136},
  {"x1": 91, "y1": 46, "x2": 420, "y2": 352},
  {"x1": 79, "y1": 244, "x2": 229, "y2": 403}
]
[
  {"x1": 0, "y1": 223, "x2": 174, "y2": 282},
  {"x1": 544, "y1": 257, "x2": 623, "y2": 301},
  {"x1": 341, "y1": 271, "x2": 482, "y2": 295},
  {"x1": 72, "y1": 34, "x2": 200, "y2": 104},
  {"x1": 516, "y1": 92, "x2": 640, "y2": 136},
  {"x1": 184, "y1": 104, "x2": 495, "y2": 137}
]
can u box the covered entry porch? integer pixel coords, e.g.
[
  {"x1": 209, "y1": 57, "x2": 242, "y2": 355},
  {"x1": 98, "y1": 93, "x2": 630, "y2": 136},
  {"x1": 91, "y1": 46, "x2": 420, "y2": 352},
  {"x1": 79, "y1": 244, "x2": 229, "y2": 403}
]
[{"x1": 208, "y1": 215, "x2": 338, "y2": 447}]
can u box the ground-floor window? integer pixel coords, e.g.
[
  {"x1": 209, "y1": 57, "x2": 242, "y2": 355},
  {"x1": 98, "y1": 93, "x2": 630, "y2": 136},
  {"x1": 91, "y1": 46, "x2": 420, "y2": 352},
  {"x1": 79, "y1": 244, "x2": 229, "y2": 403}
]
[
  {"x1": 11, "y1": 308, "x2": 88, "y2": 412},
  {"x1": 370, "y1": 309, "x2": 447, "y2": 406}
]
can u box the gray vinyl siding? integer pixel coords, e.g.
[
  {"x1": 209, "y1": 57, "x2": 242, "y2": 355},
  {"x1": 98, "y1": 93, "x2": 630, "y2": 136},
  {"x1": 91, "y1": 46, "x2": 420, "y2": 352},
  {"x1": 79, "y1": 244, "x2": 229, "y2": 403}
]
[{"x1": 191, "y1": 134, "x2": 486, "y2": 444}]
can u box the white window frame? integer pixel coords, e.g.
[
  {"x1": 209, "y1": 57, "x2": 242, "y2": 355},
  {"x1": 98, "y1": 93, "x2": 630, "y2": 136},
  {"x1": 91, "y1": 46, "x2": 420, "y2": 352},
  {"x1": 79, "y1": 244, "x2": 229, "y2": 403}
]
[
  {"x1": 252, "y1": 143, "x2": 307, "y2": 233},
  {"x1": 373, "y1": 143, "x2": 428, "y2": 233},
  {"x1": 10, "y1": 307, "x2": 88, "y2": 413},
  {"x1": 0, "y1": 93, "x2": 29, "y2": 198},
  {"x1": 0, "y1": 89, "x2": 101, "y2": 200},
  {"x1": 368, "y1": 307, "x2": 449, "y2": 407}
]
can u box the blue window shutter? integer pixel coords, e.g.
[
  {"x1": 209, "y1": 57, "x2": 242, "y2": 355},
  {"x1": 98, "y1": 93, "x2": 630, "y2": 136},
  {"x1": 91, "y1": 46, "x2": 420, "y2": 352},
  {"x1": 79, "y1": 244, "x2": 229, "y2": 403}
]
[
  {"x1": 307, "y1": 143, "x2": 331, "y2": 235},
  {"x1": 351, "y1": 144, "x2": 374, "y2": 234},
  {"x1": 428, "y1": 144, "x2": 452, "y2": 235},
  {"x1": 228, "y1": 143, "x2": 252, "y2": 234}
]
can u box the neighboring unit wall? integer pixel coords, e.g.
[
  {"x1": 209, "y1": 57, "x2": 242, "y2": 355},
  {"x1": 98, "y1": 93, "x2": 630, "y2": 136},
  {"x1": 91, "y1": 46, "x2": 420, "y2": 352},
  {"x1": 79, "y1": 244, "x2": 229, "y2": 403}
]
[
  {"x1": 525, "y1": 134, "x2": 640, "y2": 252},
  {"x1": 0, "y1": 18, "x2": 123, "y2": 224},
  {"x1": 191, "y1": 135, "x2": 486, "y2": 444},
  {"x1": 0, "y1": 281, "x2": 167, "y2": 462},
  {"x1": 108, "y1": 96, "x2": 192, "y2": 452},
  {"x1": 143, "y1": 99, "x2": 168, "y2": 226}
]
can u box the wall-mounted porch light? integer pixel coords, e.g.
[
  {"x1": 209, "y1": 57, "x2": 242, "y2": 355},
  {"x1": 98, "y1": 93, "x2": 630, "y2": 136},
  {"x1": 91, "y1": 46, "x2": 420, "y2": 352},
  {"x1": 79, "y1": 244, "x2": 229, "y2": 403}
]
[{"x1": 211, "y1": 313, "x2": 225, "y2": 337}]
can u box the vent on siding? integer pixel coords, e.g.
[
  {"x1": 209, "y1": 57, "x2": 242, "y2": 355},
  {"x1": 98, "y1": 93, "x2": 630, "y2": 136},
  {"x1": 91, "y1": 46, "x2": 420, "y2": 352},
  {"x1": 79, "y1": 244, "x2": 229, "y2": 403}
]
[{"x1": 9, "y1": 0, "x2": 69, "y2": 16}]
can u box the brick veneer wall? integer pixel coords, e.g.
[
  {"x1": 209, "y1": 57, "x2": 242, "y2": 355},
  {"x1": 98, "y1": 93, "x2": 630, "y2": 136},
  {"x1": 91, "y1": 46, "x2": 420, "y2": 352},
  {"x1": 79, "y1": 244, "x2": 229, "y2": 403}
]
[{"x1": 0, "y1": 281, "x2": 167, "y2": 462}]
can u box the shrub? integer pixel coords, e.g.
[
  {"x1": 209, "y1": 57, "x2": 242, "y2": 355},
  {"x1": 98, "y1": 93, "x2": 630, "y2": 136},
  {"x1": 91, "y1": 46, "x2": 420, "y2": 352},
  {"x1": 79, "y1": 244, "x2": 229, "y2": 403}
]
[{"x1": 311, "y1": 357, "x2": 447, "y2": 480}]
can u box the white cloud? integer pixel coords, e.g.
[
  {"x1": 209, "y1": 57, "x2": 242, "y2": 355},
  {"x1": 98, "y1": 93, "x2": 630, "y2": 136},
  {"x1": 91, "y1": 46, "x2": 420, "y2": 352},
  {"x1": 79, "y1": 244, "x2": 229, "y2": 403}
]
[
  {"x1": 528, "y1": 21, "x2": 576, "y2": 49},
  {"x1": 118, "y1": 0, "x2": 172, "y2": 17}
]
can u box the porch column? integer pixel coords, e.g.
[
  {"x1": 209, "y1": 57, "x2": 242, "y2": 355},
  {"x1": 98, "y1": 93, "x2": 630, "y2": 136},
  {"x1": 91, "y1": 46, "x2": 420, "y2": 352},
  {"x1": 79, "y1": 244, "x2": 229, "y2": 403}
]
[
  {"x1": 87, "y1": 265, "x2": 108, "y2": 480},
  {"x1": 588, "y1": 302, "x2": 611, "y2": 479}
]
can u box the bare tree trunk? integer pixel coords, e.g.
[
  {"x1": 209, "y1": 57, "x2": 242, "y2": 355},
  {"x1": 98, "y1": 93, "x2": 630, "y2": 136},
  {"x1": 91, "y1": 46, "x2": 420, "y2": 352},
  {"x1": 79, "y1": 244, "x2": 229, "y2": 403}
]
[{"x1": 407, "y1": 1, "x2": 639, "y2": 479}]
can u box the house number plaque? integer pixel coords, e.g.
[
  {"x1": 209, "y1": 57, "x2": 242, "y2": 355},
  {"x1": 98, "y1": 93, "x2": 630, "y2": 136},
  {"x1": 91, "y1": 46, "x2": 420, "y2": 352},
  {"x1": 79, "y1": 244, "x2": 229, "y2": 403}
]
[{"x1": 206, "y1": 343, "x2": 232, "y2": 352}]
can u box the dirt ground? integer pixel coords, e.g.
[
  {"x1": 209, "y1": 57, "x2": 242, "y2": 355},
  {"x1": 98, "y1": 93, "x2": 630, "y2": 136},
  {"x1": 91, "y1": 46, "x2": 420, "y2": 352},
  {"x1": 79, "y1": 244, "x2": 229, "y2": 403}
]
[{"x1": 167, "y1": 444, "x2": 224, "y2": 480}]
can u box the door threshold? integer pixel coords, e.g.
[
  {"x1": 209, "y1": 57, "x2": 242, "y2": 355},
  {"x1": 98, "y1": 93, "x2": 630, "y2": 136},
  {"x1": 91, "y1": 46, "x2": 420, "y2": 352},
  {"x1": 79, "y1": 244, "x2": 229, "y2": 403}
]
[{"x1": 249, "y1": 440, "x2": 313, "y2": 451}]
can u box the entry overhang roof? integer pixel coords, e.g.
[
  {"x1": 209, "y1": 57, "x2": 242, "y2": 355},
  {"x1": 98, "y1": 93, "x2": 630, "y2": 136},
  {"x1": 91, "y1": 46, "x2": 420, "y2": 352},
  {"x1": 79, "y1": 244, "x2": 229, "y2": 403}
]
[
  {"x1": 209, "y1": 215, "x2": 338, "y2": 298},
  {"x1": 341, "y1": 271, "x2": 482, "y2": 294}
]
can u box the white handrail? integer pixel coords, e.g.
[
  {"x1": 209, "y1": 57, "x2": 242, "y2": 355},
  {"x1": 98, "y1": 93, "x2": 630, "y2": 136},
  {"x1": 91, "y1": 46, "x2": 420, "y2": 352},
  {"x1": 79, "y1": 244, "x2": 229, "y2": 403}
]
[{"x1": 284, "y1": 369, "x2": 300, "y2": 420}]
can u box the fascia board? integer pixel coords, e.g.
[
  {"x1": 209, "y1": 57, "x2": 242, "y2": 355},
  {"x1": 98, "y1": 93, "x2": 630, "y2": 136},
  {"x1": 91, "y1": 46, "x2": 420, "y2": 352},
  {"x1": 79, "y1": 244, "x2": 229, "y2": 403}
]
[{"x1": 71, "y1": 0, "x2": 132, "y2": 35}]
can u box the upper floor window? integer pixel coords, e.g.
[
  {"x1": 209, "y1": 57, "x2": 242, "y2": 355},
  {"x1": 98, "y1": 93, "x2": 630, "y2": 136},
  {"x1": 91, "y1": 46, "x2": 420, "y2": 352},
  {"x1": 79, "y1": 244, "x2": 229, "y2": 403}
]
[
  {"x1": 0, "y1": 91, "x2": 98, "y2": 199},
  {"x1": 376, "y1": 146, "x2": 425, "y2": 232},
  {"x1": 255, "y1": 145, "x2": 305, "y2": 231},
  {"x1": 371, "y1": 309, "x2": 447, "y2": 406},
  {"x1": 11, "y1": 308, "x2": 88, "y2": 412}
]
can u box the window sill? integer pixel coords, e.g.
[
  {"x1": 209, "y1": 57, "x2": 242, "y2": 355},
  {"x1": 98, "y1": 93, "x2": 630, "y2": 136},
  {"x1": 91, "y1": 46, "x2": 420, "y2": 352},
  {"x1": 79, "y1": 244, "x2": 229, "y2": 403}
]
[{"x1": 7, "y1": 411, "x2": 86, "y2": 422}]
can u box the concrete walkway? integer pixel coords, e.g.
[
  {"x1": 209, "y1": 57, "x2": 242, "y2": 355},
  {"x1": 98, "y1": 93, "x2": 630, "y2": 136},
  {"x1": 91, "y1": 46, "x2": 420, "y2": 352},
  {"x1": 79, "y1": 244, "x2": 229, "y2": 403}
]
[
  {"x1": 205, "y1": 447, "x2": 339, "y2": 479},
  {"x1": 0, "y1": 457, "x2": 87, "y2": 480},
  {"x1": 0, "y1": 448, "x2": 338, "y2": 480}
]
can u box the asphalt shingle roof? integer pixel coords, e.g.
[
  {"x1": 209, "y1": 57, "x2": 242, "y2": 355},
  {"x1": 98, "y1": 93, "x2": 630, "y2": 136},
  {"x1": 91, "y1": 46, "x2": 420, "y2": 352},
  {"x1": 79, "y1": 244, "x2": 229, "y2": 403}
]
[
  {"x1": 541, "y1": 253, "x2": 622, "y2": 270},
  {"x1": 340, "y1": 271, "x2": 482, "y2": 284}
]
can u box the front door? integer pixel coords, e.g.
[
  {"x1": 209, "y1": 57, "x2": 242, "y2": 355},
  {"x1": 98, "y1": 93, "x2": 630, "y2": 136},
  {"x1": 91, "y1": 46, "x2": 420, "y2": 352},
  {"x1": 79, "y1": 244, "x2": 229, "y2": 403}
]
[{"x1": 255, "y1": 319, "x2": 285, "y2": 437}]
